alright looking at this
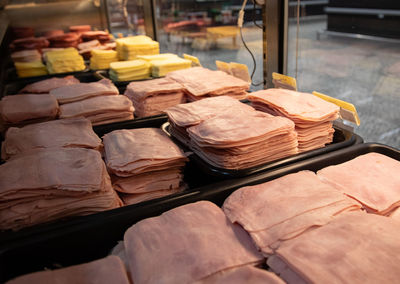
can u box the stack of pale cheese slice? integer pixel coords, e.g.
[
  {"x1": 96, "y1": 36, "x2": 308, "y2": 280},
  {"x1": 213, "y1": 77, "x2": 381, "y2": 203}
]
[
  {"x1": 45, "y1": 48, "x2": 86, "y2": 74},
  {"x1": 14, "y1": 61, "x2": 48, "y2": 78},
  {"x1": 90, "y1": 49, "x2": 118, "y2": 70},
  {"x1": 116, "y1": 36, "x2": 159, "y2": 61},
  {"x1": 109, "y1": 60, "x2": 151, "y2": 81}
]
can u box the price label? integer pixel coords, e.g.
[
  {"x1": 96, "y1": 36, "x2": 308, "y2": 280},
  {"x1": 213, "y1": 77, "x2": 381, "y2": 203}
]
[
  {"x1": 183, "y1": 54, "x2": 201, "y2": 67},
  {"x1": 272, "y1": 72, "x2": 297, "y2": 91},
  {"x1": 312, "y1": 91, "x2": 360, "y2": 125}
]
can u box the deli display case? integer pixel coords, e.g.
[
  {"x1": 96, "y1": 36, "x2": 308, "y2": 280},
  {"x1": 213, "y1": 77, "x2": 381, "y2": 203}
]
[{"x1": 0, "y1": 0, "x2": 399, "y2": 283}]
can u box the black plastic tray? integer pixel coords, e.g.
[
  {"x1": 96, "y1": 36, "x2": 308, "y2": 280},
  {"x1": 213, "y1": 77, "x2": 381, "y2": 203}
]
[
  {"x1": 1, "y1": 143, "x2": 398, "y2": 282},
  {"x1": 1, "y1": 72, "x2": 99, "y2": 97},
  {"x1": 162, "y1": 122, "x2": 364, "y2": 178}
]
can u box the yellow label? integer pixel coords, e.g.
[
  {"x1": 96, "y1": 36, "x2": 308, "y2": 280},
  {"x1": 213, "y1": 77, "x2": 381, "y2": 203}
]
[
  {"x1": 312, "y1": 91, "x2": 361, "y2": 125},
  {"x1": 215, "y1": 60, "x2": 231, "y2": 74},
  {"x1": 183, "y1": 53, "x2": 201, "y2": 67},
  {"x1": 272, "y1": 72, "x2": 297, "y2": 91},
  {"x1": 229, "y1": 62, "x2": 251, "y2": 83}
]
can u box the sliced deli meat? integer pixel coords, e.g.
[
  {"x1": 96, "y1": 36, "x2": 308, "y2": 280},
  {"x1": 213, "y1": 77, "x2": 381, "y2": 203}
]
[
  {"x1": 166, "y1": 67, "x2": 250, "y2": 101},
  {"x1": 103, "y1": 128, "x2": 187, "y2": 204},
  {"x1": 268, "y1": 212, "x2": 400, "y2": 284},
  {"x1": 317, "y1": 152, "x2": 400, "y2": 215},
  {"x1": 6, "y1": 256, "x2": 130, "y2": 284},
  {"x1": 195, "y1": 265, "x2": 285, "y2": 284},
  {"x1": 59, "y1": 95, "x2": 134, "y2": 125},
  {"x1": 124, "y1": 77, "x2": 186, "y2": 117},
  {"x1": 223, "y1": 171, "x2": 361, "y2": 255},
  {"x1": 0, "y1": 94, "x2": 59, "y2": 125},
  {"x1": 0, "y1": 148, "x2": 122, "y2": 231},
  {"x1": 2, "y1": 118, "x2": 102, "y2": 160},
  {"x1": 187, "y1": 110, "x2": 298, "y2": 169},
  {"x1": 247, "y1": 89, "x2": 340, "y2": 152},
  {"x1": 20, "y1": 75, "x2": 79, "y2": 93},
  {"x1": 124, "y1": 201, "x2": 263, "y2": 284},
  {"x1": 50, "y1": 79, "x2": 119, "y2": 104}
]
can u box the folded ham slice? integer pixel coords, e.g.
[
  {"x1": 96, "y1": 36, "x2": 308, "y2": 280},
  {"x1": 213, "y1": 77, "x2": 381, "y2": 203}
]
[
  {"x1": 59, "y1": 95, "x2": 134, "y2": 126},
  {"x1": 124, "y1": 201, "x2": 263, "y2": 284},
  {"x1": 6, "y1": 256, "x2": 130, "y2": 284},
  {"x1": 166, "y1": 67, "x2": 249, "y2": 101},
  {"x1": 0, "y1": 94, "x2": 59, "y2": 125},
  {"x1": 317, "y1": 152, "x2": 400, "y2": 215},
  {"x1": 20, "y1": 76, "x2": 79, "y2": 93},
  {"x1": 50, "y1": 79, "x2": 119, "y2": 104},
  {"x1": 268, "y1": 212, "x2": 400, "y2": 284},
  {"x1": 2, "y1": 118, "x2": 102, "y2": 160},
  {"x1": 187, "y1": 110, "x2": 298, "y2": 169},
  {"x1": 124, "y1": 77, "x2": 187, "y2": 117},
  {"x1": 223, "y1": 171, "x2": 362, "y2": 255},
  {"x1": 166, "y1": 96, "x2": 255, "y2": 145},
  {"x1": 0, "y1": 148, "x2": 122, "y2": 231},
  {"x1": 247, "y1": 89, "x2": 340, "y2": 152},
  {"x1": 103, "y1": 128, "x2": 186, "y2": 204},
  {"x1": 194, "y1": 265, "x2": 285, "y2": 284}
]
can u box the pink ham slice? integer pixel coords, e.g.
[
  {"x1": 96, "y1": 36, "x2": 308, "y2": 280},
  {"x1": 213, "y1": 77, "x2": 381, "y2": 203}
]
[
  {"x1": 120, "y1": 186, "x2": 184, "y2": 206},
  {"x1": 247, "y1": 89, "x2": 339, "y2": 152},
  {"x1": 187, "y1": 110, "x2": 298, "y2": 169},
  {"x1": 0, "y1": 94, "x2": 59, "y2": 124},
  {"x1": 195, "y1": 265, "x2": 285, "y2": 284},
  {"x1": 223, "y1": 171, "x2": 361, "y2": 255},
  {"x1": 6, "y1": 256, "x2": 130, "y2": 284},
  {"x1": 166, "y1": 67, "x2": 249, "y2": 100},
  {"x1": 50, "y1": 79, "x2": 119, "y2": 104},
  {"x1": 268, "y1": 212, "x2": 400, "y2": 284},
  {"x1": 317, "y1": 152, "x2": 400, "y2": 215},
  {"x1": 0, "y1": 148, "x2": 122, "y2": 231},
  {"x1": 124, "y1": 201, "x2": 263, "y2": 284},
  {"x1": 2, "y1": 118, "x2": 102, "y2": 160},
  {"x1": 20, "y1": 76, "x2": 79, "y2": 93},
  {"x1": 103, "y1": 128, "x2": 187, "y2": 176},
  {"x1": 59, "y1": 95, "x2": 134, "y2": 125},
  {"x1": 124, "y1": 77, "x2": 187, "y2": 117}
]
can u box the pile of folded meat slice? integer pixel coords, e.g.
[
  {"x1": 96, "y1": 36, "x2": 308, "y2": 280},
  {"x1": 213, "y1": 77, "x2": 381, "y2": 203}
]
[
  {"x1": 166, "y1": 96, "x2": 298, "y2": 169},
  {"x1": 50, "y1": 79, "x2": 134, "y2": 125},
  {"x1": 0, "y1": 118, "x2": 122, "y2": 231},
  {"x1": 19, "y1": 75, "x2": 79, "y2": 93},
  {"x1": 247, "y1": 88, "x2": 340, "y2": 152},
  {"x1": 102, "y1": 128, "x2": 187, "y2": 205},
  {"x1": 166, "y1": 66, "x2": 250, "y2": 101},
  {"x1": 124, "y1": 77, "x2": 186, "y2": 117}
]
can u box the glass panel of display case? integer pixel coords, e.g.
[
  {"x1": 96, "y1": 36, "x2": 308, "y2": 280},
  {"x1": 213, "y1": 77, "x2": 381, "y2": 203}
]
[
  {"x1": 286, "y1": 0, "x2": 400, "y2": 148},
  {"x1": 106, "y1": 0, "x2": 146, "y2": 35},
  {"x1": 154, "y1": 0, "x2": 264, "y2": 90}
]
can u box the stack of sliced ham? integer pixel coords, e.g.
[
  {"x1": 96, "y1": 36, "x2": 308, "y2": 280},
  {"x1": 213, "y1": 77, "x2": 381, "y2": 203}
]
[
  {"x1": 0, "y1": 94, "x2": 59, "y2": 126},
  {"x1": 69, "y1": 25, "x2": 91, "y2": 34},
  {"x1": 223, "y1": 171, "x2": 362, "y2": 255},
  {"x1": 124, "y1": 77, "x2": 186, "y2": 117},
  {"x1": 47, "y1": 33, "x2": 80, "y2": 48},
  {"x1": 317, "y1": 152, "x2": 400, "y2": 215},
  {"x1": 6, "y1": 256, "x2": 130, "y2": 284},
  {"x1": 1, "y1": 118, "x2": 102, "y2": 160},
  {"x1": 9, "y1": 37, "x2": 49, "y2": 51},
  {"x1": 11, "y1": 50, "x2": 41, "y2": 62},
  {"x1": 103, "y1": 128, "x2": 187, "y2": 205},
  {"x1": 81, "y1": 31, "x2": 111, "y2": 43},
  {"x1": 166, "y1": 96, "x2": 254, "y2": 145},
  {"x1": 247, "y1": 88, "x2": 340, "y2": 152},
  {"x1": 187, "y1": 110, "x2": 298, "y2": 169},
  {"x1": 20, "y1": 75, "x2": 79, "y2": 93},
  {"x1": 59, "y1": 95, "x2": 134, "y2": 125},
  {"x1": 49, "y1": 79, "x2": 119, "y2": 104},
  {"x1": 0, "y1": 148, "x2": 122, "y2": 231},
  {"x1": 268, "y1": 212, "x2": 400, "y2": 284},
  {"x1": 43, "y1": 29, "x2": 64, "y2": 38},
  {"x1": 123, "y1": 201, "x2": 264, "y2": 283},
  {"x1": 166, "y1": 67, "x2": 250, "y2": 101}
]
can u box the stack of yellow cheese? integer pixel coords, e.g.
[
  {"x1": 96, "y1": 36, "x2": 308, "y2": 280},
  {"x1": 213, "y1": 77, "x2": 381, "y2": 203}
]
[
  {"x1": 15, "y1": 61, "x2": 48, "y2": 78},
  {"x1": 151, "y1": 57, "x2": 192, "y2": 77},
  {"x1": 45, "y1": 48, "x2": 86, "y2": 74},
  {"x1": 136, "y1": 53, "x2": 192, "y2": 77},
  {"x1": 116, "y1": 36, "x2": 159, "y2": 61},
  {"x1": 90, "y1": 49, "x2": 118, "y2": 70},
  {"x1": 109, "y1": 60, "x2": 151, "y2": 81}
]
